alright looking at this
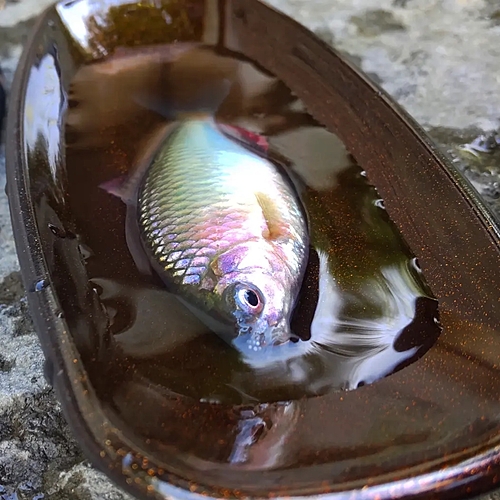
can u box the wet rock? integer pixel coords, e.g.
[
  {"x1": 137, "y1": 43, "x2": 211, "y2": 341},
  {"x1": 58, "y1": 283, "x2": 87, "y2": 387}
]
[
  {"x1": 45, "y1": 462, "x2": 132, "y2": 500},
  {"x1": 350, "y1": 9, "x2": 406, "y2": 37},
  {"x1": 0, "y1": 19, "x2": 39, "y2": 58},
  {"x1": 269, "y1": 0, "x2": 500, "y2": 132},
  {"x1": 0, "y1": 271, "x2": 25, "y2": 305},
  {"x1": 0, "y1": 354, "x2": 15, "y2": 373},
  {"x1": 426, "y1": 126, "x2": 500, "y2": 218},
  {"x1": 0, "y1": 389, "x2": 84, "y2": 498}
]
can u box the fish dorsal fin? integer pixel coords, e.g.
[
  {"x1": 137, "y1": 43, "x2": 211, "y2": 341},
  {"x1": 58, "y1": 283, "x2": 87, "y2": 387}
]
[{"x1": 255, "y1": 192, "x2": 290, "y2": 241}]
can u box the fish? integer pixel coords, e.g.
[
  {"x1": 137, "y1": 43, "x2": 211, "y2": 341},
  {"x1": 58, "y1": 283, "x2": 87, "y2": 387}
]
[{"x1": 103, "y1": 110, "x2": 309, "y2": 363}]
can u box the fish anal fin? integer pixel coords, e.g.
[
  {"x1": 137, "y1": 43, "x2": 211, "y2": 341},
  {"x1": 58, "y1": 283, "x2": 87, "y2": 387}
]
[{"x1": 255, "y1": 192, "x2": 290, "y2": 241}]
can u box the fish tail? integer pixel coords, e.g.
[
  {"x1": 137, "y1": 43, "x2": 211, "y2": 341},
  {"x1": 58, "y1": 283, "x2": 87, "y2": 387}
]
[{"x1": 134, "y1": 77, "x2": 231, "y2": 122}]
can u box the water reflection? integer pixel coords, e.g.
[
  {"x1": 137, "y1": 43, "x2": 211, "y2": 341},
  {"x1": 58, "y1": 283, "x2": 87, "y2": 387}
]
[
  {"x1": 108, "y1": 374, "x2": 304, "y2": 468},
  {"x1": 65, "y1": 42, "x2": 440, "y2": 404},
  {"x1": 106, "y1": 249, "x2": 438, "y2": 400},
  {"x1": 57, "y1": 0, "x2": 210, "y2": 59},
  {"x1": 23, "y1": 53, "x2": 65, "y2": 184},
  {"x1": 307, "y1": 254, "x2": 424, "y2": 389},
  {"x1": 228, "y1": 402, "x2": 300, "y2": 468}
]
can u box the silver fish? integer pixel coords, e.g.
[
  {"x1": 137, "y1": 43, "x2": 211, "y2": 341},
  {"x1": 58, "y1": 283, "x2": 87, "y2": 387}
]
[{"x1": 106, "y1": 117, "x2": 309, "y2": 361}]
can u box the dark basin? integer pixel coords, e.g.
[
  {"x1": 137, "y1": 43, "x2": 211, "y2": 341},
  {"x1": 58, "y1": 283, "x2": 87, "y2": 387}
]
[{"x1": 5, "y1": 0, "x2": 500, "y2": 499}]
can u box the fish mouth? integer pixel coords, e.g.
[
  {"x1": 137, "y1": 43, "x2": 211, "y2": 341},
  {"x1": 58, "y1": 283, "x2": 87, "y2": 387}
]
[{"x1": 234, "y1": 322, "x2": 295, "y2": 353}]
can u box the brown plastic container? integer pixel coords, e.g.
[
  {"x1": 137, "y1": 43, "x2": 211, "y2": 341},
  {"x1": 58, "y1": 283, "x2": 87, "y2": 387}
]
[{"x1": 5, "y1": 1, "x2": 500, "y2": 499}]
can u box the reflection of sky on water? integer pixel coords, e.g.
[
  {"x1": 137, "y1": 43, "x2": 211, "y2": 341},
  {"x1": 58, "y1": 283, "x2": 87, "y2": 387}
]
[
  {"x1": 23, "y1": 53, "x2": 64, "y2": 182},
  {"x1": 56, "y1": 0, "x2": 127, "y2": 54},
  {"x1": 246, "y1": 251, "x2": 432, "y2": 392},
  {"x1": 311, "y1": 253, "x2": 421, "y2": 387},
  {"x1": 112, "y1": 248, "x2": 436, "y2": 397},
  {"x1": 56, "y1": 1, "x2": 91, "y2": 52}
]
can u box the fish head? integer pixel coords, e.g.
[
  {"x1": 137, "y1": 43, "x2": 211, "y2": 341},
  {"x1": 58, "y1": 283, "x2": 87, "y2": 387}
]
[{"x1": 220, "y1": 272, "x2": 297, "y2": 356}]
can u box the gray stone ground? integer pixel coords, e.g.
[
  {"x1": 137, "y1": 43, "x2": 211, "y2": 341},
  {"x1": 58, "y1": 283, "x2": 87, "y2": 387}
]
[{"x1": 0, "y1": 0, "x2": 500, "y2": 498}]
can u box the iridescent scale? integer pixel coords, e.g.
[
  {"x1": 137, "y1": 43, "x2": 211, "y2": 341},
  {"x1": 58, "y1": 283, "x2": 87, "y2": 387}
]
[{"x1": 137, "y1": 119, "x2": 306, "y2": 289}]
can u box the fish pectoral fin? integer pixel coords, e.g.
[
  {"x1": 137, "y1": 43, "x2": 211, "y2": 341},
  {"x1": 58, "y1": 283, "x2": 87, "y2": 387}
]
[{"x1": 255, "y1": 192, "x2": 290, "y2": 241}]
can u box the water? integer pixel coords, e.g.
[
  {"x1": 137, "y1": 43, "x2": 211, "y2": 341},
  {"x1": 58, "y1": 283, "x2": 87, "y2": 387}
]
[{"x1": 64, "y1": 44, "x2": 440, "y2": 408}]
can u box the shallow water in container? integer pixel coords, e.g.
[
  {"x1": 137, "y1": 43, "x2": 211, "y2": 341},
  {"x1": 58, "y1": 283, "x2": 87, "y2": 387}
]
[{"x1": 64, "y1": 45, "x2": 440, "y2": 418}]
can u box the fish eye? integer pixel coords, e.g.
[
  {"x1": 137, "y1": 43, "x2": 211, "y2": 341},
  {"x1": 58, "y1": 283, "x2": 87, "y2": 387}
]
[
  {"x1": 236, "y1": 286, "x2": 264, "y2": 314},
  {"x1": 244, "y1": 289, "x2": 259, "y2": 307}
]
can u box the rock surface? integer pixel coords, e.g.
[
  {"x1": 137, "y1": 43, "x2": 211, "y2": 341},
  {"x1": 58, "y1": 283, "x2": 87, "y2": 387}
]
[{"x1": 0, "y1": 0, "x2": 499, "y2": 498}]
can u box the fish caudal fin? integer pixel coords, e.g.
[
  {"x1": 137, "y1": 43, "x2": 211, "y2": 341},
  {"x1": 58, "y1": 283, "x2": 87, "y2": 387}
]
[
  {"x1": 134, "y1": 77, "x2": 232, "y2": 122},
  {"x1": 134, "y1": 47, "x2": 238, "y2": 121}
]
